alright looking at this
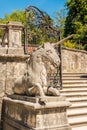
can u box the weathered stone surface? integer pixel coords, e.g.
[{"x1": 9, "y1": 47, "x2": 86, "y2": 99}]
[
  {"x1": 5, "y1": 77, "x2": 15, "y2": 95},
  {"x1": 62, "y1": 47, "x2": 87, "y2": 73},
  {"x1": 0, "y1": 47, "x2": 86, "y2": 102},
  {"x1": 0, "y1": 47, "x2": 87, "y2": 125},
  {"x1": 7, "y1": 48, "x2": 24, "y2": 55},
  {"x1": 5, "y1": 61, "x2": 26, "y2": 78},
  {"x1": 0, "y1": 78, "x2": 5, "y2": 96},
  {"x1": 6, "y1": 62, "x2": 16, "y2": 77},
  {"x1": 13, "y1": 62, "x2": 26, "y2": 76},
  {"x1": 0, "y1": 63, "x2": 6, "y2": 78},
  {"x1": 2, "y1": 21, "x2": 24, "y2": 48},
  {"x1": 13, "y1": 43, "x2": 60, "y2": 97},
  {"x1": 8, "y1": 94, "x2": 66, "y2": 103},
  {"x1": 1, "y1": 96, "x2": 71, "y2": 130},
  {"x1": 0, "y1": 48, "x2": 7, "y2": 54},
  {"x1": 0, "y1": 55, "x2": 28, "y2": 121}
]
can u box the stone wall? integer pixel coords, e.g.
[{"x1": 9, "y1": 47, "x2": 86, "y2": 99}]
[
  {"x1": 0, "y1": 54, "x2": 29, "y2": 123},
  {"x1": 62, "y1": 47, "x2": 87, "y2": 73}
]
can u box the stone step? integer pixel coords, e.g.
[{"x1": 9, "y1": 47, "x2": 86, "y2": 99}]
[
  {"x1": 60, "y1": 88, "x2": 87, "y2": 93},
  {"x1": 72, "y1": 125, "x2": 87, "y2": 130},
  {"x1": 62, "y1": 73, "x2": 87, "y2": 76},
  {"x1": 67, "y1": 107, "x2": 87, "y2": 117},
  {"x1": 68, "y1": 115, "x2": 87, "y2": 127},
  {"x1": 62, "y1": 73, "x2": 87, "y2": 129},
  {"x1": 63, "y1": 80, "x2": 87, "y2": 84},
  {"x1": 62, "y1": 76, "x2": 87, "y2": 81},
  {"x1": 63, "y1": 84, "x2": 87, "y2": 88},
  {"x1": 66, "y1": 97, "x2": 87, "y2": 103},
  {"x1": 69, "y1": 103, "x2": 87, "y2": 109},
  {"x1": 62, "y1": 76, "x2": 87, "y2": 78},
  {"x1": 62, "y1": 74, "x2": 81, "y2": 76},
  {"x1": 62, "y1": 73, "x2": 87, "y2": 79},
  {"x1": 61, "y1": 92, "x2": 87, "y2": 97},
  {"x1": 65, "y1": 96, "x2": 87, "y2": 101},
  {"x1": 70, "y1": 102, "x2": 87, "y2": 108}
]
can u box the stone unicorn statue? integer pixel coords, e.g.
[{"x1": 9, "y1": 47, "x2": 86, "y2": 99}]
[
  {"x1": 13, "y1": 43, "x2": 60, "y2": 100},
  {"x1": 13, "y1": 35, "x2": 74, "y2": 103}
]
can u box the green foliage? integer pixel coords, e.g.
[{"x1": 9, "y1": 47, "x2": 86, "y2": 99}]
[
  {"x1": 64, "y1": 0, "x2": 87, "y2": 46},
  {"x1": 0, "y1": 10, "x2": 26, "y2": 42},
  {"x1": 84, "y1": 44, "x2": 87, "y2": 51},
  {"x1": 63, "y1": 40, "x2": 77, "y2": 48},
  {"x1": 0, "y1": 10, "x2": 58, "y2": 45},
  {"x1": 54, "y1": 8, "x2": 67, "y2": 38},
  {"x1": 26, "y1": 10, "x2": 58, "y2": 45},
  {"x1": 1, "y1": 10, "x2": 26, "y2": 24},
  {"x1": 73, "y1": 22, "x2": 87, "y2": 43},
  {"x1": 63, "y1": 40, "x2": 84, "y2": 50}
]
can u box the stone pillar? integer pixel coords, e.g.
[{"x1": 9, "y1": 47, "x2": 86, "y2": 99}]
[
  {"x1": 7, "y1": 21, "x2": 24, "y2": 47},
  {"x1": 1, "y1": 95, "x2": 72, "y2": 130}
]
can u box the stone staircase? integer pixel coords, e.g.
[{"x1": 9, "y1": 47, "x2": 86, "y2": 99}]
[{"x1": 60, "y1": 73, "x2": 87, "y2": 130}]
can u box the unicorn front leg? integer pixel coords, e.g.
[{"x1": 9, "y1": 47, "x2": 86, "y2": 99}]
[
  {"x1": 27, "y1": 83, "x2": 45, "y2": 96},
  {"x1": 36, "y1": 83, "x2": 46, "y2": 97},
  {"x1": 27, "y1": 83, "x2": 46, "y2": 104}
]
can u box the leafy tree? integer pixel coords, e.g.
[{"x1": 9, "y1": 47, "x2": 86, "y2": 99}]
[
  {"x1": 64, "y1": 0, "x2": 87, "y2": 45},
  {"x1": 0, "y1": 9, "x2": 59, "y2": 45},
  {"x1": 26, "y1": 9, "x2": 59, "y2": 45},
  {"x1": 0, "y1": 10, "x2": 26, "y2": 24},
  {"x1": 54, "y1": 8, "x2": 67, "y2": 39},
  {"x1": 63, "y1": 40, "x2": 84, "y2": 50},
  {"x1": 0, "y1": 10, "x2": 26, "y2": 43}
]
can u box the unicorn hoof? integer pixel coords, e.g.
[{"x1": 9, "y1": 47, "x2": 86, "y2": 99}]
[{"x1": 39, "y1": 97, "x2": 46, "y2": 105}]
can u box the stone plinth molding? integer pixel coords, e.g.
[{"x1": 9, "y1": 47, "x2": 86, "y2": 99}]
[{"x1": 1, "y1": 96, "x2": 72, "y2": 130}]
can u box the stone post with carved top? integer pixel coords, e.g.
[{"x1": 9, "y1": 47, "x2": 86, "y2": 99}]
[{"x1": 7, "y1": 21, "x2": 24, "y2": 47}]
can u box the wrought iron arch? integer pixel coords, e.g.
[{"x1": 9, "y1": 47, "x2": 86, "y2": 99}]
[
  {"x1": 24, "y1": 5, "x2": 62, "y2": 89},
  {"x1": 24, "y1": 5, "x2": 60, "y2": 53},
  {"x1": 25, "y1": 5, "x2": 60, "y2": 32}
]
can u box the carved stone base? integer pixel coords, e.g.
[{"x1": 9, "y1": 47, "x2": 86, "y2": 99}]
[{"x1": 1, "y1": 95, "x2": 72, "y2": 130}]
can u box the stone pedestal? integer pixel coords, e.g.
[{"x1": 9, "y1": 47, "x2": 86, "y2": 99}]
[
  {"x1": 1, "y1": 95, "x2": 72, "y2": 130},
  {"x1": 2, "y1": 21, "x2": 24, "y2": 48},
  {"x1": 7, "y1": 21, "x2": 24, "y2": 47},
  {"x1": 1, "y1": 21, "x2": 24, "y2": 54}
]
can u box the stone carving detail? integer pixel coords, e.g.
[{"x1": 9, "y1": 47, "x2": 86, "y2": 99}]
[{"x1": 13, "y1": 43, "x2": 60, "y2": 99}]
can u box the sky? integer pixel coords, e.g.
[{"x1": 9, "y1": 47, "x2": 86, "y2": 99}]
[{"x1": 0, "y1": 0, "x2": 67, "y2": 18}]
